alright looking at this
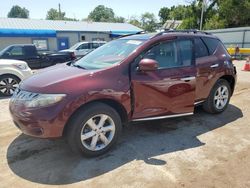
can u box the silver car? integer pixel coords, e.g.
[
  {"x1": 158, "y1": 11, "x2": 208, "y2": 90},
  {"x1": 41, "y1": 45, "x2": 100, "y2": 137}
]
[
  {"x1": 60, "y1": 41, "x2": 106, "y2": 57},
  {"x1": 0, "y1": 59, "x2": 33, "y2": 96}
]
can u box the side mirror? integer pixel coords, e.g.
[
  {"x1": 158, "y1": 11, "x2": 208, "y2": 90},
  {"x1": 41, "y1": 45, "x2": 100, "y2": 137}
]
[{"x1": 138, "y1": 58, "x2": 158, "y2": 72}]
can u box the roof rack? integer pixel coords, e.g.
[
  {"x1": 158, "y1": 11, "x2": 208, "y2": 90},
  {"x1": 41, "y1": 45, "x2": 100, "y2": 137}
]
[{"x1": 152, "y1": 29, "x2": 212, "y2": 38}]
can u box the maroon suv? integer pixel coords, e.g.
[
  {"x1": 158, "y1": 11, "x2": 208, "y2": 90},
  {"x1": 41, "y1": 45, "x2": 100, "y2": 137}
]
[{"x1": 9, "y1": 30, "x2": 237, "y2": 156}]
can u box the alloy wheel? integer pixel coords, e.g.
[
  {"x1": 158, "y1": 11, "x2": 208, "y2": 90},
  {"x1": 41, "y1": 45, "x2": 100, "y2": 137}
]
[
  {"x1": 0, "y1": 77, "x2": 19, "y2": 96},
  {"x1": 214, "y1": 85, "x2": 229, "y2": 110},
  {"x1": 80, "y1": 114, "x2": 116, "y2": 151}
]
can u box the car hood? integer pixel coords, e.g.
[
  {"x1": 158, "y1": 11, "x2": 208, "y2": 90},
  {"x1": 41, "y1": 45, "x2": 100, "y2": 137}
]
[
  {"x1": 0, "y1": 59, "x2": 27, "y2": 66},
  {"x1": 20, "y1": 63, "x2": 100, "y2": 94}
]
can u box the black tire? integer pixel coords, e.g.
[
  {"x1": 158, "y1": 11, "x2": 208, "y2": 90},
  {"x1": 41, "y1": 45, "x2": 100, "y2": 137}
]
[
  {"x1": 203, "y1": 79, "x2": 231, "y2": 114},
  {"x1": 66, "y1": 102, "x2": 122, "y2": 157},
  {"x1": 0, "y1": 75, "x2": 20, "y2": 97}
]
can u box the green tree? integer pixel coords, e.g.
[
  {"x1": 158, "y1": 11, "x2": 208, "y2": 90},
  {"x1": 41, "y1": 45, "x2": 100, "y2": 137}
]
[
  {"x1": 129, "y1": 16, "x2": 141, "y2": 28},
  {"x1": 88, "y1": 5, "x2": 115, "y2": 22},
  {"x1": 46, "y1": 8, "x2": 65, "y2": 20},
  {"x1": 217, "y1": 0, "x2": 250, "y2": 27},
  {"x1": 141, "y1": 12, "x2": 158, "y2": 32},
  {"x1": 46, "y1": 8, "x2": 77, "y2": 21},
  {"x1": 158, "y1": 7, "x2": 170, "y2": 24},
  {"x1": 113, "y1": 16, "x2": 125, "y2": 23},
  {"x1": 7, "y1": 5, "x2": 29, "y2": 18},
  {"x1": 204, "y1": 14, "x2": 226, "y2": 29}
]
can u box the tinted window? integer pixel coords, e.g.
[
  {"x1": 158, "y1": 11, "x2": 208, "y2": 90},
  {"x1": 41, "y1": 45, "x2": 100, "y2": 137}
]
[
  {"x1": 194, "y1": 38, "x2": 209, "y2": 58},
  {"x1": 202, "y1": 37, "x2": 219, "y2": 55},
  {"x1": 143, "y1": 39, "x2": 193, "y2": 69},
  {"x1": 178, "y1": 40, "x2": 193, "y2": 66},
  {"x1": 9, "y1": 46, "x2": 23, "y2": 56},
  {"x1": 144, "y1": 41, "x2": 179, "y2": 68},
  {"x1": 24, "y1": 46, "x2": 37, "y2": 57}
]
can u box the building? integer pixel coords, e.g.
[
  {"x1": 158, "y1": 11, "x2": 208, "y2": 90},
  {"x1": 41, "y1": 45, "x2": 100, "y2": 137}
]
[
  {"x1": 208, "y1": 27, "x2": 250, "y2": 48},
  {"x1": 0, "y1": 18, "x2": 142, "y2": 51}
]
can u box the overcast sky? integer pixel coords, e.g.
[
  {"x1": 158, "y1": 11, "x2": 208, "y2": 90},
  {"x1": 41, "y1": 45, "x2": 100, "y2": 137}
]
[{"x1": 0, "y1": 0, "x2": 188, "y2": 20}]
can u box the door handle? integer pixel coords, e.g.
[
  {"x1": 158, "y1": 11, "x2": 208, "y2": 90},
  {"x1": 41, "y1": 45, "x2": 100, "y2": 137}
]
[
  {"x1": 180, "y1": 76, "x2": 195, "y2": 81},
  {"x1": 210, "y1": 64, "x2": 219, "y2": 68}
]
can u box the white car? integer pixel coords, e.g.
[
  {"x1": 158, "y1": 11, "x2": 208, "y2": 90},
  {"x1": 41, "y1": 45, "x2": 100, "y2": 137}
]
[
  {"x1": 60, "y1": 41, "x2": 106, "y2": 57},
  {"x1": 0, "y1": 59, "x2": 33, "y2": 96}
]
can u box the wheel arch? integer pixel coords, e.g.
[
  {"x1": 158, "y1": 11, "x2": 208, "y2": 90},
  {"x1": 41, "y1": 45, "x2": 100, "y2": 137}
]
[
  {"x1": 219, "y1": 75, "x2": 236, "y2": 95},
  {"x1": 63, "y1": 98, "x2": 129, "y2": 137},
  {"x1": 0, "y1": 73, "x2": 21, "y2": 82}
]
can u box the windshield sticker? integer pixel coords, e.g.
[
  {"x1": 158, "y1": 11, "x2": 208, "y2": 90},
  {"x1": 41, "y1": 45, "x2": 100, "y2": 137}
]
[{"x1": 126, "y1": 40, "x2": 142, "y2": 45}]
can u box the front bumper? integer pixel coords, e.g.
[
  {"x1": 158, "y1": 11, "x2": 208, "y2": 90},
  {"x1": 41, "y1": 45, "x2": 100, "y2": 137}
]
[{"x1": 9, "y1": 99, "x2": 68, "y2": 138}]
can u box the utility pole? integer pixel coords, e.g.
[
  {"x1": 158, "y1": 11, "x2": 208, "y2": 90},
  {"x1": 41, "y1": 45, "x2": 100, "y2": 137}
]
[
  {"x1": 200, "y1": 0, "x2": 205, "y2": 30},
  {"x1": 58, "y1": 3, "x2": 62, "y2": 20}
]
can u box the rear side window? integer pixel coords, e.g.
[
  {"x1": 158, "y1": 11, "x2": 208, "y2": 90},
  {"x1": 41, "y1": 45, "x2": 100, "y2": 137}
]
[
  {"x1": 194, "y1": 38, "x2": 209, "y2": 58},
  {"x1": 202, "y1": 37, "x2": 219, "y2": 55},
  {"x1": 92, "y1": 43, "x2": 100, "y2": 49},
  {"x1": 178, "y1": 39, "x2": 193, "y2": 66}
]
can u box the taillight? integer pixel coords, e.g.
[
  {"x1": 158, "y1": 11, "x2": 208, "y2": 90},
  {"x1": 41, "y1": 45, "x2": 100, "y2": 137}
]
[{"x1": 70, "y1": 52, "x2": 76, "y2": 59}]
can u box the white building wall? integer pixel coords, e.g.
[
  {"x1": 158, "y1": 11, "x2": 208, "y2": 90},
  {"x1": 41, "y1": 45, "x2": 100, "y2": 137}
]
[{"x1": 208, "y1": 27, "x2": 250, "y2": 48}]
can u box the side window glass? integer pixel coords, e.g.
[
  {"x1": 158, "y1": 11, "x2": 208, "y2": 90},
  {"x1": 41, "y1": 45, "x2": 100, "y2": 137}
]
[
  {"x1": 143, "y1": 41, "x2": 179, "y2": 68},
  {"x1": 77, "y1": 43, "x2": 89, "y2": 50},
  {"x1": 202, "y1": 37, "x2": 219, "y2": 55},
  {"x1": 194, "y1": 38, "x2": 209, "y2": 58},
  {"x1": 178, "y1": 39, "x2": 193, "y2": 66},
  {"x1": 10, "y1": 46, "x2": 23, "y2": 56},
  {"x1": 92, "y1": 43, "x2": 100, "y2": 49}
]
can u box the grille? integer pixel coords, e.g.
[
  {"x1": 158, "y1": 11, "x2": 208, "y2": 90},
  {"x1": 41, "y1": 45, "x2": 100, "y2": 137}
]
[{"x1": 11, "y1": 88, "x2": 38, "y2": 101}]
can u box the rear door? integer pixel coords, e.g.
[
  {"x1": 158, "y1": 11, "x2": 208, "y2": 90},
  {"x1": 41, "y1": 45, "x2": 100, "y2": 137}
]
[
  {"x1": 131, "y1": 38, "x2": 197, "y2": 120},
  {"x1": 194, "y1": 37, "x2": 221, "y2": 101}
]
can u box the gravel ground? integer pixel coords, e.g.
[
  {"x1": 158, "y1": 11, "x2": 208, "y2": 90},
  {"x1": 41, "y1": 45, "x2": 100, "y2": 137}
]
[{"x1": 0, "y1": 60, "x2": 250, "y2": 188}]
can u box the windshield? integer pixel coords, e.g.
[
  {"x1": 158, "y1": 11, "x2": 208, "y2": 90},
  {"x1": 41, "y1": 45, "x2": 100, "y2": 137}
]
[
  {"x1": 69, "y1": 43, "x2": 82, "y2": 50},
  {"x1": 74, "y1": 39, "x2": 144, "y2": 70},
  {"x1": 0, "y1": 46, "x2": 10, "y2": 56}
]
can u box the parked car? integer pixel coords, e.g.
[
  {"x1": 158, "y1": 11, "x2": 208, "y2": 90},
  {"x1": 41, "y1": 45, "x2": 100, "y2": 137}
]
[
  {"x1": 0, "y1": 44, "x2": 76, "y2": 69},
  {"x1": 0, "y1": 59, "x2": 33, "y2": 96},
  {"x1": 60, "y1": 41, "x2": 106, "y2": 57},
  {"x1": 9, "y1": 30, "x2": 237, "y2": 157}
]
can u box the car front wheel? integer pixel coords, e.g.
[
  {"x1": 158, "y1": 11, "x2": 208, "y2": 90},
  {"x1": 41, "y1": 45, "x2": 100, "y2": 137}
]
[
  {"x1": 66, "y1": 102, "x2": 122, "y2": 157},
  {"x1": 0, "y1": 75, "x2": 20, "y2": 96},
  {"x1": 203, "y1": 79, "x2": 231, "y2": 114}
]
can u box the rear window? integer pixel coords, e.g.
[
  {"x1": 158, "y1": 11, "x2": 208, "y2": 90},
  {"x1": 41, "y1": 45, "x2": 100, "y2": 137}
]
[
  {"x1": 194, "y1": 38, "x2": 209, "y2": 58},
  {"x1": 202, "y1": 37, "x2": 219, "y2": 55},
  {"x1": 24, "y1": 46, "x2": 37, "y2": 57}
]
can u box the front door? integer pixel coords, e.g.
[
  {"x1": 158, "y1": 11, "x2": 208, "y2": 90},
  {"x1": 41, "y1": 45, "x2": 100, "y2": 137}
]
[
  {"x1": 57, "y1": 37, "x2": 69, "y2": 51},
  {"x1": 131, "y1": 38, "x2": 196, "y2": 120}
]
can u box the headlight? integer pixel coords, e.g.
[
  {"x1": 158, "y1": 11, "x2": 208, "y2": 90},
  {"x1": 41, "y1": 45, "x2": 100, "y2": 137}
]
[
  {"x1": 13, "y1": 64, "x2": 29, "y2": 70},
  {"x1": 24, "y1": 94, "x2": 66, "y2": 108}
]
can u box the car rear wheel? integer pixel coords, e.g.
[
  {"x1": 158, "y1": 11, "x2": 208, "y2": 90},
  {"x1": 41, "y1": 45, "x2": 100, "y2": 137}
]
[
  {"x1": 203, "y1": 79, "x2": 231, "y2": 114},
  {"x1": 66, "y1": 102, "x2": 122, "y2": 157},
  {"x1": 0, "y1": 75, "x2": 20, "y2": 96}
]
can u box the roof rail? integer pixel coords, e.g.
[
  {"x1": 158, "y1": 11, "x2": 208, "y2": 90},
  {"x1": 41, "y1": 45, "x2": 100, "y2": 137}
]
[{"x1": 152, "y1": 29, "x2": 212, "y2": 38}]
